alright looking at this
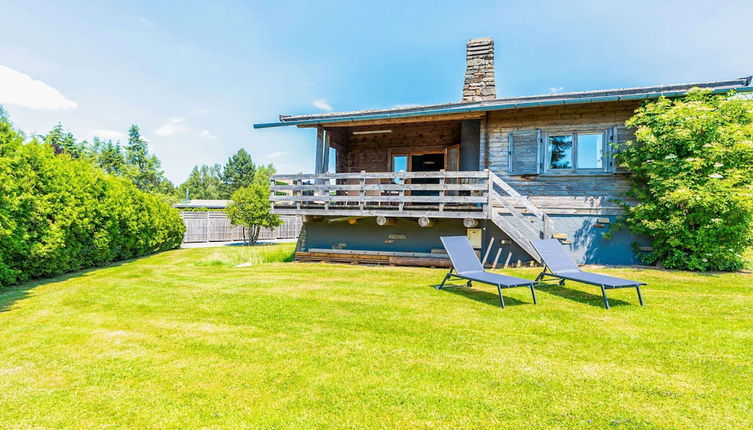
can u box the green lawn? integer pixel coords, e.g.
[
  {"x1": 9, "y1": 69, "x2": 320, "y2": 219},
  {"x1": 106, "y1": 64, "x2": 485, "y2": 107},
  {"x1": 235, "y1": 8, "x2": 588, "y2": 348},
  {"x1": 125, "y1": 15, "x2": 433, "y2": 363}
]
[{"x1": 1, "y1": 244, "x2": 752, "y2": 429}]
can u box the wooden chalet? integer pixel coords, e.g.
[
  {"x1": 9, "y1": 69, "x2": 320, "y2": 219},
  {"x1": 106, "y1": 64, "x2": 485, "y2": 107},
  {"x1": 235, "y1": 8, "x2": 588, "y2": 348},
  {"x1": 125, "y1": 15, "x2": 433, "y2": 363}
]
[{"x1": 254, "y1": 37, "x2": 753, "y2": 267}]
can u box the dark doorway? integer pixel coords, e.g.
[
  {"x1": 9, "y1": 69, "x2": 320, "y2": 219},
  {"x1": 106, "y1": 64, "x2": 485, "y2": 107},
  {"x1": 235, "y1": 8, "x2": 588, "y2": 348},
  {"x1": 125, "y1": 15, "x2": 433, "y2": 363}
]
[
  {"x1": 411, "y1": 153, "x2": 444, "y2": 172},
  {"x1": 411, "y1": 153, "x2": 444, "y2": 196}
]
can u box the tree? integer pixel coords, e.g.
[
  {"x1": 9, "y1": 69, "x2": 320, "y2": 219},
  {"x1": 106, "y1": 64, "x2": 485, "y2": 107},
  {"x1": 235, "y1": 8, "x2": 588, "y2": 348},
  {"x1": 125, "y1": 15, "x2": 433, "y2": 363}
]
[
  {"x1": 221, "y1": 148, "x2": 256, "y2": 195},
  {"x1": 123, "y1": 124, "x2": 174, "y2": 194},
  {"x1": 614, "y1": 89, "x2": 753, "y2": 271},
  {"x1": 44, "y1": 123, "x2": 84, "y2": 157},
  {"x1": 92, "y1": 137, "x2": 126, "y2": 175},
  {"x1": 226, "y1": 182, "x2": 281, "y2": 245},
  {"x1": 253, "y1": 163, "x2": 276, "y2": 185},
  {"x1": 177, "y1": 164, "x2": 225, "y2": 200}
]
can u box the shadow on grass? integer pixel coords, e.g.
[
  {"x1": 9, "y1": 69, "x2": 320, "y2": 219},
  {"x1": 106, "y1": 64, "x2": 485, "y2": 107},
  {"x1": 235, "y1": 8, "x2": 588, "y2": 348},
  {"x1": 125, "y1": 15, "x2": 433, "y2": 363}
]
[
  {"x1": 0, "y1": 260, "x2": 129, "y2": 313},
  {"x1": 432, "y1": 284, "x2": 530, "y2": 308},
  {"x1": 537, "y1": 283, "x2": 632, "y2": 308}
]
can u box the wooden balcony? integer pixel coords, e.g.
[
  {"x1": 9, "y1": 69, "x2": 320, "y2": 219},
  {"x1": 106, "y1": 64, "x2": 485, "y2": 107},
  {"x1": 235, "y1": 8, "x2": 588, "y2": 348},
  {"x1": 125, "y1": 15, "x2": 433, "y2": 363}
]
[
  {"x1": 270, "y1": 171, "x2": 490, "y2": 219},
  {"x1": 271, "y1": 170, "x2": 555, "y2": 262}
]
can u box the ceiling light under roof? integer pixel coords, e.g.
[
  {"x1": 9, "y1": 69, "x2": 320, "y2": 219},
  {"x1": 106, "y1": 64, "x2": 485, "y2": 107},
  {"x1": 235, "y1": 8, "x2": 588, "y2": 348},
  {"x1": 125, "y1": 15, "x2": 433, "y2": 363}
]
[{"x1": 352, "y1": 129, "x2": 392, "y2": 135}]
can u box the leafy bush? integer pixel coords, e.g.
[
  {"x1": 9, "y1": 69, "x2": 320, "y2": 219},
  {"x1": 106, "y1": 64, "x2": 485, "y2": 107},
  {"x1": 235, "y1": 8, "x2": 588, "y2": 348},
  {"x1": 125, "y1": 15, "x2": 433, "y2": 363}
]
[
  {"x1": 0, "y1": 115, "x2": 185, "y2": 287},
  {"x1": 615, "y1": 89, "x2": 753, "y2": 271}
]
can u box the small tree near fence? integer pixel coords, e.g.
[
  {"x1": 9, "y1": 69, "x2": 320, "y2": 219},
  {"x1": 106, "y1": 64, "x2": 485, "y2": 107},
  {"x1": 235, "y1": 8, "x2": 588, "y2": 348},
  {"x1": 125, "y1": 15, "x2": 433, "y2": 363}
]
[
  {"x1": 226, "y1": 182, "x2": 281, "y2": 245},
  {"x1": 613, "y1": 89, "x2": 753, "y2": 271}
]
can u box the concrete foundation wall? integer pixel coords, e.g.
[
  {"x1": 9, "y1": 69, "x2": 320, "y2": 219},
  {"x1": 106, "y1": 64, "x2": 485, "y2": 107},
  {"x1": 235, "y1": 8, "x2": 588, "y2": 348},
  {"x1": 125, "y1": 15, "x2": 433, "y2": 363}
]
[
  {"x1": 300, "y1": 218, "x2": 468, "y2": 254},
  {"x1": 299, "y1": 215, "x2": 650, "y2": 266}
]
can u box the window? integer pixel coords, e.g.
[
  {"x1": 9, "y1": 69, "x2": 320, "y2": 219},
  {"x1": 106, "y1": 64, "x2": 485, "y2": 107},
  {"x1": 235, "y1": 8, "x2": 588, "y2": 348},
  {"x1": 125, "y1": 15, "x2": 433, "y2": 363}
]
[
  {"x1": 328, "y1": 147, "x2": 337, "y2": 173},
  {"x1": 576, "y1": 133, "x2": 603, "y2": 169},
  {"x1": 392, "y1": 154, "x2": 408, "y2": 183},
  {"x1": 392, "y1": 154, "x2": 408, "y2": 173},
  {"x1": 548, "y1": 135, "x2": 573, "y2": 169},
  {"x1": 545, "y1": 131, "x2": 607, "y2": 173}
]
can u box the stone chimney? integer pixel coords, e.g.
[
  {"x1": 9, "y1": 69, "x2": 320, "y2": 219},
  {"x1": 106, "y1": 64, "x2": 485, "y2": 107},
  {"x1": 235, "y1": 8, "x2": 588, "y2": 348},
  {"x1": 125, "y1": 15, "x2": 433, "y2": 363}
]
[{"x1": 462, "y1": 37, "x2": 496, "y2": 102}]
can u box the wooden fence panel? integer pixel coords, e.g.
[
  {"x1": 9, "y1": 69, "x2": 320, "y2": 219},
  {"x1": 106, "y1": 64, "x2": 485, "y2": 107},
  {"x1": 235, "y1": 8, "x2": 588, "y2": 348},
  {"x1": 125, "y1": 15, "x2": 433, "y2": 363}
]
[{"x1": 180, "y1": 211, "x2": 301, "y2": 243}]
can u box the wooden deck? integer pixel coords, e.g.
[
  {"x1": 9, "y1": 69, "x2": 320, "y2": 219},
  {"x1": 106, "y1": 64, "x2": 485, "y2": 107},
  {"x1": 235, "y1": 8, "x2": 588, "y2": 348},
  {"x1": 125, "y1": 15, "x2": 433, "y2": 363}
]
[
  {"x1": 270, "y1": 170, "x2": 555, "y2": 263},
  {"x1": 271, "y1": 170, "x2": 490, "y2": 219}
]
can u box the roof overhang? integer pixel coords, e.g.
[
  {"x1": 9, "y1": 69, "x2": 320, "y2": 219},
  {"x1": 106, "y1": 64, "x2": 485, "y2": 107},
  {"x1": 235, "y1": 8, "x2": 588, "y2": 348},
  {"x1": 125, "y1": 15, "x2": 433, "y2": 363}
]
[{"x1": 253, "y1": 77, "x2": 753, "y2": 129}]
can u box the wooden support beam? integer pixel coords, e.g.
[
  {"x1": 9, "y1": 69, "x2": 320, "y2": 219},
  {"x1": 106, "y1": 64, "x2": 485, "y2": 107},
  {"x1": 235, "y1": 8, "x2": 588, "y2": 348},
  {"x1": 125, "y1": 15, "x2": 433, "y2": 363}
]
[
  {"x1": 417, "y1": 216, "x2": 435, "y2": 228},
  {"x1": 327, "y1": 216, "x2": 368, "y2": 223},
  {"x1": 492, "y1": 248, "x2": 502, "y2": 270},
  {"x1": 322, "y1": 130, "x2": 331, "y2": 173},
  {"x1": 376, "y1": 216, "x2": 397, "y2": 226},
  {"x1": 482, "y1": 237, "x2": 494, "y2": 266}
]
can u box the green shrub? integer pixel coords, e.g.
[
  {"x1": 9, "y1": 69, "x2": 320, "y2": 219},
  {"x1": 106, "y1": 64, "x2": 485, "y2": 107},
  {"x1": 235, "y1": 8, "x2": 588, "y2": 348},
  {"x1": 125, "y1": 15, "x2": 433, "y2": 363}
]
[
  {"x1": 226, "y1": 181, "x2": 281, "y2": 245},
  {"x1": 0, "y1": 116, "x2": 185, "y2": 287},
  {"x1": 615, "y1": 89, "x2": 753, "y2": 271}
]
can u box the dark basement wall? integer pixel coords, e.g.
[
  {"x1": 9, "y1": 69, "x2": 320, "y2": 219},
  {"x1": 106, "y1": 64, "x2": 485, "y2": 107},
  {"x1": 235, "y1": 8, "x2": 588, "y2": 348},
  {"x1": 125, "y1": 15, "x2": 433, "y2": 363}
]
[{"x1": 300, "y1": 217, "x2": 467, "y2": 253}]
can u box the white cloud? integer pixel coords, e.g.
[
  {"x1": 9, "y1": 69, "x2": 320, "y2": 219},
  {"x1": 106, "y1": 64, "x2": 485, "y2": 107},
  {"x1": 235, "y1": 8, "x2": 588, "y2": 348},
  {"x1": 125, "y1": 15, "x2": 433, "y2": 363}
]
[
  {"x1": 549, "y1": 86, "x2": 565, "y2": 94},
  {"x1": 266, "y1": 151, "x2": 288, "y2": 158},
  {"x1": 139, "y1": 17, "x2": 154, "y2": 27},
  {"x1": 90, "y1": 129, "x2": 127, "y2": 141},
  {"x1": 155, "y1": 117, "x2": 217, "y2": 140},
  {"x1": 0, "y1": 65, "x2": 77, "y2": 110},
  {"x1": 200, "y1": 129, "x2": 217, "y2": 140},
  {"x1": 154, "y1": 117, "x2": 188, "y2": 136},
  {"x1": 311, "y1": 99, "x2": 332, "y2": 111}
]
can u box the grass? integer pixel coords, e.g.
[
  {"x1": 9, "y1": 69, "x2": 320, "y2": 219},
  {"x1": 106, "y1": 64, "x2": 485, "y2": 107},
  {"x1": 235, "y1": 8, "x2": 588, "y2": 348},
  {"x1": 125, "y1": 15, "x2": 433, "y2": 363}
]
[{"x1": 0, "y1": 244, "x2": 752, "y2": 429}]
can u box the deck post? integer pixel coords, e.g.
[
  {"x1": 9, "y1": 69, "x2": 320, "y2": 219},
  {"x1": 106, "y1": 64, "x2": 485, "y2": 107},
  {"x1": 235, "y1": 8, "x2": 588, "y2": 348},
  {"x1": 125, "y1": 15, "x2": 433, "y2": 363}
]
[
  {"x1": 359, "y1": 171, "x2": 366, "y2": 211},
  {"x1": 485, "y1": 169, "x2": 492, "y2": 219},
  {"x1": 314, "y1": 127, "x2": 325, "y2": 174},
  {"x1": 438, "y1": 170, "x2": 446, "y2": 212}
]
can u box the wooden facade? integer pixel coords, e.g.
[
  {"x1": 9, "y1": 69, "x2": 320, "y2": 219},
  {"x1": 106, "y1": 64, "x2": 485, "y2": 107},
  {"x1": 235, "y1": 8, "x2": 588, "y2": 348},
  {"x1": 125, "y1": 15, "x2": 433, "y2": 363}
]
[
  {"x1": 300, "y1": 101, "x2": 639, "y2": 214},
  {"x1": 268, "y1": 100, "x2": 644, "y2": 265},
  {"x1": 254, "y1": 37, "x2": 750, "y2": 266}
]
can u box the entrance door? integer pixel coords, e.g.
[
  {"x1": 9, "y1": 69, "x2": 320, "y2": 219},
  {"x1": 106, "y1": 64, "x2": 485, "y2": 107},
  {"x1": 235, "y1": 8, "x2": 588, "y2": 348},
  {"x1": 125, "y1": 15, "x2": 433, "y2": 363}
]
[{"x1": 410, "y1": 152, "x2": 445, "y2": 196}]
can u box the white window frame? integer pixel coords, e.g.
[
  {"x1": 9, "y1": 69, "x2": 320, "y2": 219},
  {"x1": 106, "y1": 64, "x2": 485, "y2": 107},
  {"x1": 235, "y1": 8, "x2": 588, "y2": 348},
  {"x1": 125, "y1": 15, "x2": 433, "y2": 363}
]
[{"x1": 543, "y1": 129, "x2": 610, "y2": 175}]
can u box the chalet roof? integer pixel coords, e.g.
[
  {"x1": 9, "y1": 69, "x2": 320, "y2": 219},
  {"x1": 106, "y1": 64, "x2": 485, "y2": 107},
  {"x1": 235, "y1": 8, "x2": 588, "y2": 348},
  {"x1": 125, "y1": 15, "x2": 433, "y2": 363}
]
[{"x1": 253, "y1": 77, "x2": 753, "y2": 129}]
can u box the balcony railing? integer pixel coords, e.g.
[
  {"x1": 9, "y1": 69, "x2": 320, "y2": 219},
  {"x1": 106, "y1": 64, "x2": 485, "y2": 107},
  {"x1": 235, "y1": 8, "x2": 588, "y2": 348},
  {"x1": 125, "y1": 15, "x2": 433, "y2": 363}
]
[{"x1": 270, "y1": 170, "x2": 490, "y2": 219}]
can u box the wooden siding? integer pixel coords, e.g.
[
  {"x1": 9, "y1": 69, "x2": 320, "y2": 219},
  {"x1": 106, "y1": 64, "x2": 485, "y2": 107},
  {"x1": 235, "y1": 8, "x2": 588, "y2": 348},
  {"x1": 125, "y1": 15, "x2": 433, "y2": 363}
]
[
  {"x1": 334, "y1": 121, "x2": 462, "y2": 173},
  {"x1": 485, "y1": 101, "x2": 641, "y2": 212}
]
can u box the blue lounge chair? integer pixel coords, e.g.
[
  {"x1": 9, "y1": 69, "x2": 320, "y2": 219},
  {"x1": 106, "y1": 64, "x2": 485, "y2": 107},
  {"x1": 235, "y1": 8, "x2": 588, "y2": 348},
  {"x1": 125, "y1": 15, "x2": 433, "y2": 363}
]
[
  {"x1": 531, "y1": 239, "x2": 645, "y2": 309},
  {"x1": 438, "y1": 236, "x2": 538, "y2": 308}
]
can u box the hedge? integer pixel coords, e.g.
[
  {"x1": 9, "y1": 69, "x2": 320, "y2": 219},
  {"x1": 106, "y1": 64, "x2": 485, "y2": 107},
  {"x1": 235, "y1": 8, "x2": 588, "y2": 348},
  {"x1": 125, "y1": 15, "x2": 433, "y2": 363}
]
[{"x1": 0, "y1": 117, "x2": 185, "y2": 287}]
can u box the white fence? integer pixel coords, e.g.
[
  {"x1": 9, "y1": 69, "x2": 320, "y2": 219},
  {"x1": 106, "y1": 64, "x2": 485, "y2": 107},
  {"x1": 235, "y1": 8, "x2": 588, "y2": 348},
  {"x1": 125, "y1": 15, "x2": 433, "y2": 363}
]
[{"x1": 180, "y1": 211, "x2": 302, "y2": 243}]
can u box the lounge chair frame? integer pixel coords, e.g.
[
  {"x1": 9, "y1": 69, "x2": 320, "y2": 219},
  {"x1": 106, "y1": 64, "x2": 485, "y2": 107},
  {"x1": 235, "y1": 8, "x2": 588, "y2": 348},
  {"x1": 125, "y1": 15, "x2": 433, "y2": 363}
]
[
  {"x1": 438, "y1": 236, "x2": 538, "y2": 308},
  {"x1": 531, "y1": 240, "x2": 645, "y2": 310}
]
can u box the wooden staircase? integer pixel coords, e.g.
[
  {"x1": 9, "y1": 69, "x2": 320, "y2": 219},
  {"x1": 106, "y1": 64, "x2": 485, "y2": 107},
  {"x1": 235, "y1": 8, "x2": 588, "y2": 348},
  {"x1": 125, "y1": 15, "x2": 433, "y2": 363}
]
[{"x1": 486, "y1": 172, "x2": 553, "y2": 263}]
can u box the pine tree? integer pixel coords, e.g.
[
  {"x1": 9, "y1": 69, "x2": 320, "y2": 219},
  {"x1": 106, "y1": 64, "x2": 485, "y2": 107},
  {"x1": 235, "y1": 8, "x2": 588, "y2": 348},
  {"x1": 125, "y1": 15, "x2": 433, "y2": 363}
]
[
  {"x1": 95, "y1": 138, "x2": 126, "y2": 175},
  {"x1": 221, "y1": 148, "x2": 256, "y2": 195},
  {"x1": 123, "y1": 124, "x2": 173, "y2": 194},
  {"x1": 44, "y1": 123, "x2": 84, "y2": 157},
  {"x1": 178, "y1": 164, "x2": 225, "y2": 200}
]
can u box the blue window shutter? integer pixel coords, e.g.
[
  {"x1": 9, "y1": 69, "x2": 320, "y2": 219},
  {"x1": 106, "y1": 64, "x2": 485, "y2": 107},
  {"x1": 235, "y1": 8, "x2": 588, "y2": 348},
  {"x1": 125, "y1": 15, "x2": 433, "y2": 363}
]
[
  {"x1": 508, "y1": 129, "x2": 541, "y2": 175},
  {"x1": 611, "y1": 125, "x2": 630, "y2": 173}
]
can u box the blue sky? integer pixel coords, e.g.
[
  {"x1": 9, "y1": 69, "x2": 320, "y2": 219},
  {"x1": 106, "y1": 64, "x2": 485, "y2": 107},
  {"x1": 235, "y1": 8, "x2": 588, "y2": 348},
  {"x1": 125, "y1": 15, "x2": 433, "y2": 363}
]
[{"x1": 1, "y1": 0, "x2": 752, "y2": 183}]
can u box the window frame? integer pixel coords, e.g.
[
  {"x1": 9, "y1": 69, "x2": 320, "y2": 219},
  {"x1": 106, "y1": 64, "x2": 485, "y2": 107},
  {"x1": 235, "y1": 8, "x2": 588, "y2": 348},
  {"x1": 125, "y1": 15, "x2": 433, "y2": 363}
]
[{"x1": 542, "y1": 129, "x2": 610, "y2": 175}]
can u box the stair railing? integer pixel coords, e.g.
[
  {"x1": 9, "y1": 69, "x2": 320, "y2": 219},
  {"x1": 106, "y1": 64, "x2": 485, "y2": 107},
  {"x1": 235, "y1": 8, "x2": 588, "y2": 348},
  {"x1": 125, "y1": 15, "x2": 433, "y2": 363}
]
[{"x1": 487, "y1": 171, "x2": 553, "y2": 240}]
